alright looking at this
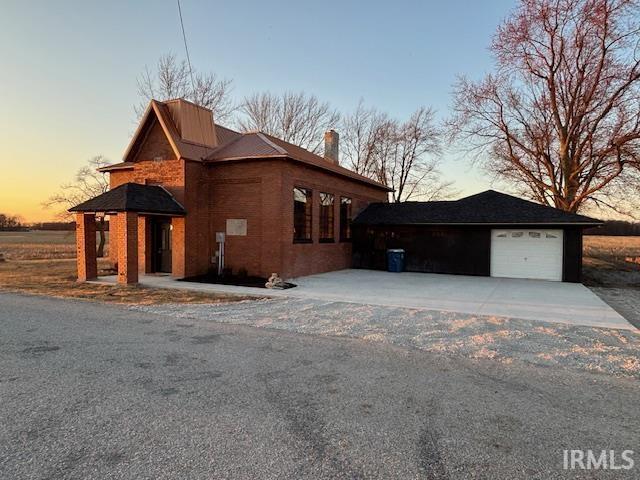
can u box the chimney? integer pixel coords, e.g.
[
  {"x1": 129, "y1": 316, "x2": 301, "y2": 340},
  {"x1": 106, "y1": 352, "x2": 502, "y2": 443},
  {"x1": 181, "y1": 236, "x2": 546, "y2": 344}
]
[
  {"x1": 324, "y1": 130, "x2": 339, "y2": 165},
  {"x1": 165, "y1": 98, "x2": 217, "y2": 147}
]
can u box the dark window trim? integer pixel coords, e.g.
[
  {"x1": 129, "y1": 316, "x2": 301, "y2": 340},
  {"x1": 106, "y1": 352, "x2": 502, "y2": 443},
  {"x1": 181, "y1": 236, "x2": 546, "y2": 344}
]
[
  {"x1": 339, "y1": 196, "x2": 352, "y2": 242},
  {"x1": 319, "y1": 192, "x2": 335, "y2": 243},
  {"x1": 293, "y1": 186, "x2": 313, "y2": 243}
]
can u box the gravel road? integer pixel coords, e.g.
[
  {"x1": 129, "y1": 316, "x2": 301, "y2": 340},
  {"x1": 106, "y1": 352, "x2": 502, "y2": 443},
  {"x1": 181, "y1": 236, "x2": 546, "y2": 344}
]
[
  {"x1": 135, "y1": 298, "x2": 640, "y2": 379},
  {"x1": 1, "y1": 292, "x2": 639, "y2": 479}
]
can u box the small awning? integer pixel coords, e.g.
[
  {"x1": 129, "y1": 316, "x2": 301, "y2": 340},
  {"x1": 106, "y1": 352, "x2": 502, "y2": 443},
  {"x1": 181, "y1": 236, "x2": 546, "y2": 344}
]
[{"x1": 69, "y1": 182, "x2": 186, "y2": 215}]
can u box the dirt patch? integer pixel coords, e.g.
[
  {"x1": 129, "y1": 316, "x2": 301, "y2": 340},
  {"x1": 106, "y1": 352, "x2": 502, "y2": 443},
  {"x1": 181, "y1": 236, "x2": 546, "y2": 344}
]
[{"x1": 0, "y1": 259, "x2": 256, "y2": 305}]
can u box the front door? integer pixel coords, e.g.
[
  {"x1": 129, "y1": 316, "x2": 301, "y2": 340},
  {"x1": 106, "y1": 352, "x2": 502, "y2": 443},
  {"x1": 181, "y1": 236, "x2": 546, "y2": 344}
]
[{"x1": 152, "y1": 219, "x2": 172, "y2": 273}]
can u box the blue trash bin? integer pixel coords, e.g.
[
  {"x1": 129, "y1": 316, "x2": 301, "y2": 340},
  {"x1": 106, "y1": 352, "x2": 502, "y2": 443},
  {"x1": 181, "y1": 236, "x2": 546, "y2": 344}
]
[{"x1": 387, "y1": 249, "x2": 405, "y2": 272}]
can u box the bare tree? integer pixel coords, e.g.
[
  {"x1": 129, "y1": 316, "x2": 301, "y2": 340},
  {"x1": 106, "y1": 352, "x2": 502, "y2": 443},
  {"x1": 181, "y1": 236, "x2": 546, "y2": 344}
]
[
  {"x1": 44, "y1": 156, "x2": 110, "y2": 257},
  {"x1": 0, "y1": 214, "x2": 25, "y2": 231},
  {"x1": 449, "y1": 0, "x2": 640, "y2": 214},
  {"x1": 136, "y1": 53, "x2": 235, "y2": 123},
  {"x1": 238, "y1": 92, "x2": 340, "y2": 153},
  {"x1": 342, "y1": 102, "x2": 452, "y2": 202},
  {"x1": 341, "y1": 100, "x2": 389, "y2": 178}
]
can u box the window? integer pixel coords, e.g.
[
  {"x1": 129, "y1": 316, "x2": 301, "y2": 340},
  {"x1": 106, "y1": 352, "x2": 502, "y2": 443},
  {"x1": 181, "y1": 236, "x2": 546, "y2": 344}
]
[
  {"x1": 340, "y1": 197, "x2": 352, "y2": 241},
  {"x1": 293, "y1": 187, "x2": 312, "y2": 242},
  {"x1": 319, "y1": 193, "x2": 334, "y2": 242}
]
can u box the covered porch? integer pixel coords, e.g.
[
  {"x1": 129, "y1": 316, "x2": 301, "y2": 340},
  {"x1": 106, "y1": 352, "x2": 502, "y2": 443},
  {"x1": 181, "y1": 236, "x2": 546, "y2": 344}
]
[{"x1": 69, "y1": 182, "x2": 186, "y2": 284}]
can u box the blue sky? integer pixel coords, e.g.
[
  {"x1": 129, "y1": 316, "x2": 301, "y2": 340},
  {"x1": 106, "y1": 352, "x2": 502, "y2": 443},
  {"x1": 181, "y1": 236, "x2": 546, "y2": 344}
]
[{"x1": 0, "y1": 0, "x2": 516, "y2": 221}]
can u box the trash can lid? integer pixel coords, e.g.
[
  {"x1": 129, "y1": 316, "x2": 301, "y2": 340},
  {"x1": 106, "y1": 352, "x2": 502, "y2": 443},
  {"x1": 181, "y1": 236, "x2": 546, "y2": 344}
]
[{"x1": 387, "y1": 249, "x2": 405, "y2": 253}]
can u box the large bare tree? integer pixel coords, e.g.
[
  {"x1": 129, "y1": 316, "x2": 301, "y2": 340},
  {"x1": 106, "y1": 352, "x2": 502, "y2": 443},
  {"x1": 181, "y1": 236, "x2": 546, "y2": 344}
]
[
  {"x1": 238, "y1": 91, "x2": 340, "y2": 154},
  {"x1": 449, "y1": 0, "x2": 640, "y2": 214},
  {"x1": 44, "y1": 156, "x2": 110, "y2": 257},
  {"x1": 342, "y1": 102, "x2": 452, "y2": 202},
  {"x1": 136, "y1": 53, "x2": 235, "y2": 123}
]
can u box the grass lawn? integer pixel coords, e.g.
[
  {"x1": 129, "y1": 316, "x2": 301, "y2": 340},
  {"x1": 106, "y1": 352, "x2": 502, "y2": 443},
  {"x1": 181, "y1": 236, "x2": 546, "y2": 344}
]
[{"x1": 0, "y1": 231, "x2": 256, "y2": 305}]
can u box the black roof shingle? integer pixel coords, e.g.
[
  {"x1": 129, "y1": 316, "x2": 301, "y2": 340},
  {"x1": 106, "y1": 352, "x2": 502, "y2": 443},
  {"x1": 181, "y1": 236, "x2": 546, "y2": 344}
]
[
  {"x1": 353, "y1": 190, "x2": 601, "y2": 226},
  {"x1": 69, "y1": 183, "x2": 186, "y2": 215}
]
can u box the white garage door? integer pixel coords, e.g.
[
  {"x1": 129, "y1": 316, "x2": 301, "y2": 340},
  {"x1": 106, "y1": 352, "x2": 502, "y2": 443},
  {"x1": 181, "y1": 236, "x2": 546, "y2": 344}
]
[{"x1": 490, "y1": 229, "x2": 564, "y2": 281}]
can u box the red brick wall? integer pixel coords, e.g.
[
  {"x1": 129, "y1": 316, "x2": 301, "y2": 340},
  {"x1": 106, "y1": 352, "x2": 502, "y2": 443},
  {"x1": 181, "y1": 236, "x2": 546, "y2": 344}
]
[
  {"x1": 278, "y1": 161, "x2": 388, "y2": 278},
  {"x1": 208, "y1": 160, "x2": 283, "y2": 278},
  {"x1": 207, "y1": 159, "x2": 387, "y2": 279},
  {"x1": 108, "y1": 158, "x2": 186, "y2": 269},
  {"x1": 106, "y1": 128, "x2": 387, "y2": 280}
]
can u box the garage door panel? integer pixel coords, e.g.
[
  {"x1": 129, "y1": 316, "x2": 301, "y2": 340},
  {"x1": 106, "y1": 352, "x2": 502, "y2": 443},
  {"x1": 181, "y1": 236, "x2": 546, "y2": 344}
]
[{"x1": 491, "y1": 229, "x2": 563, "y2": 281}]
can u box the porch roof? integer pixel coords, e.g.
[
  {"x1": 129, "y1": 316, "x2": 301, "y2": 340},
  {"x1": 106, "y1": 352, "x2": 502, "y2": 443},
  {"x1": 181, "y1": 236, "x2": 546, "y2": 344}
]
[{"x1": 69, "y1": 182, "x2": 186, "y2": 215}]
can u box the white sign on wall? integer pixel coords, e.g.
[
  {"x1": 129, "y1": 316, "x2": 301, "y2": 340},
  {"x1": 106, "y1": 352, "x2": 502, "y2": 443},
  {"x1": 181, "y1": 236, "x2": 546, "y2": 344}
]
[{"x1": 226, "y1": 219, "x2": 247, "y2": 236}]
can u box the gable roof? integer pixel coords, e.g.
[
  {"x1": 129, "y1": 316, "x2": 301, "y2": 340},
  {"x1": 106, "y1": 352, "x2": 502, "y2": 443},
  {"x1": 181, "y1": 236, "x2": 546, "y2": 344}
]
[
  {"x1": 69, "y1": 182, "x2": 186, "y2": 215},
  {"x1": 98, "y1": 99, "x2": 390, "y2": 190},
  {"x1": 354, "y1": 190, "x2": 602, "y2": 226},
  {"x1": 121, "y1": 100, "x2": 218, "y2": 164},
  {"x1": 206, "y1": 131, "x2": 392, "y2": 190}
]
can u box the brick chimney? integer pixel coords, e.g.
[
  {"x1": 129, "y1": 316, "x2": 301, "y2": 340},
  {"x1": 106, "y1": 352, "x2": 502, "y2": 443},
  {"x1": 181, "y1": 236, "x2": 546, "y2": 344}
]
[
  {"x1": 324, "y1": 130, "x2": 339, "y2": 165},
  {"x1": 164, "y1": 98, "x2": 217, "y2": 147}
]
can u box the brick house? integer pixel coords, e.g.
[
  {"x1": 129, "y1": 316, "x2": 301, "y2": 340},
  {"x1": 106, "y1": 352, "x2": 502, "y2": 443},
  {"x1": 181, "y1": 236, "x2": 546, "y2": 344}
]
[{"x1": 71, "y1": 98, "x2": 391, "y2": 284}]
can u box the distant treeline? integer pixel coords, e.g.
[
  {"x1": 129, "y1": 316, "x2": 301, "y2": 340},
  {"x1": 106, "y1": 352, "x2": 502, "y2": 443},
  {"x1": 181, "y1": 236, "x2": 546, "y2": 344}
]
[
  {"x1": 30, "y1": 221, "x2": 76, "y2": 231},
  {"x1": 0, "y1": 214, "x2": 27, "y2": 231},
  {"x1": 585, "y1": 220, "x2": 640, "y2": 236},
  {"x1": 29, "y1": 220, "x2": 110, "y2": 231}
]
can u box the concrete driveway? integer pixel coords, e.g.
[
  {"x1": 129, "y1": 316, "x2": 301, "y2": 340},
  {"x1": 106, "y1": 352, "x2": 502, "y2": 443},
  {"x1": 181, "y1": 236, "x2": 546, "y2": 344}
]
[
  {"x1": 288, "y1": 270, "x2": 633, "y2": 330},
  {"x1": 96, "y1": 269, "x2": 634, "y2": 330}
]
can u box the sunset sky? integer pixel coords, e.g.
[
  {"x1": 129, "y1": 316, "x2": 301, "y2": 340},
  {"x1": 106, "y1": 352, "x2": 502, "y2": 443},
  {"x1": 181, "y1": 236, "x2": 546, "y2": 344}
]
[{"x1": 0, "y1": 0, "x2": 515, "y2": 222}]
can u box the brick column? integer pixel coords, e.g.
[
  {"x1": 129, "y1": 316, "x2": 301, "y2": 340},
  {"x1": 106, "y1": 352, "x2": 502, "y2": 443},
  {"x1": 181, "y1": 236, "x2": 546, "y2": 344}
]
[
  {"x1": 171, "y1": 217, "x2": 186, "y2": 278},
  {"x1": 76, "y1": 213, "x2": 97, "y2": 281},
  {"x1": 116, "y1": 212, "x2": 138, "y2": 284}
]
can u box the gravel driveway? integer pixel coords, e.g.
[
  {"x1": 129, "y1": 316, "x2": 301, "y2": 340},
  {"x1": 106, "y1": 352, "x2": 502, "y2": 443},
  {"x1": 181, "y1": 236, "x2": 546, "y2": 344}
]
[
  {"x1": 135, "y1": 298, "x2": 640, "y2": 379},
  {"x1": 2, "y1": 292, "x2": 639, "y2": 479}
]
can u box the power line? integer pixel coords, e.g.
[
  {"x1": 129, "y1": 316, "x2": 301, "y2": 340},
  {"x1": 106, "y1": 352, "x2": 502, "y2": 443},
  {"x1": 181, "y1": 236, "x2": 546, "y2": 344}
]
[
  {"x1": 176, "y1": 0, "x2": 209, "y2": 158},
  {"x1": 177, "y1": 0, "x2": 197, "y2": 94}
]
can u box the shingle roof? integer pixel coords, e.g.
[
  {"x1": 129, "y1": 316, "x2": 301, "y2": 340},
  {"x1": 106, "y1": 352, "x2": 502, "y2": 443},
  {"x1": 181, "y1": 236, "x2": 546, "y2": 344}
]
[
  {"x1": 69, "y1": 183, "x2": 186, "y2": 215},
  {"x1": 353, "y1": 190, "x2": 602, "y2": 226}
]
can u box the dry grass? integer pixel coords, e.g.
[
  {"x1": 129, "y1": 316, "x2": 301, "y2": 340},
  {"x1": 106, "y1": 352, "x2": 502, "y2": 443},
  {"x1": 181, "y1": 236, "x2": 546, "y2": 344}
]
[
  {"x1": 0, "y1": 231, "x2": 256, "y2": 305},
  {"x1": 583, "y1": 235, "x2": 640, "y2": 287},
  {"x1": 0, "y1": 259, "x2": 256, "y2": 305},
  {"x1": 0, "y1": 231, "x2": 86, "y2": 260}
]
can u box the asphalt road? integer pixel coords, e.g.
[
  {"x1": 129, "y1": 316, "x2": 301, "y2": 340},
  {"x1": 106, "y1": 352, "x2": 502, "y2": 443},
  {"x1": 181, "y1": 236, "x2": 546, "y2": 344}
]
[{"x1": 1, "y1": 293, "x2": 638, "y2": 479}]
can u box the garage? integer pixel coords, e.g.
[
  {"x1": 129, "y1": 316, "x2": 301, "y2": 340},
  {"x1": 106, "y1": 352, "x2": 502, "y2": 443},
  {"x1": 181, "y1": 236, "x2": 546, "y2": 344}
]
[
  {"x1": 351, "y1": 190, "x2": 602, "y2": 283},
  {"x1": 490, "y1": 229, "x2": 563, "y2": 281}
]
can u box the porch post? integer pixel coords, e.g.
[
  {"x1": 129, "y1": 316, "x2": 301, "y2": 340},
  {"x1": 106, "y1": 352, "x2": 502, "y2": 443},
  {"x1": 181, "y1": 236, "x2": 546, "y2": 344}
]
[
  {"x1": 116, "y1": 211, "x2": 138, "y2": 284},
  {"x1": 75, "y1": 213, "x2": 97, "y2": 281}
]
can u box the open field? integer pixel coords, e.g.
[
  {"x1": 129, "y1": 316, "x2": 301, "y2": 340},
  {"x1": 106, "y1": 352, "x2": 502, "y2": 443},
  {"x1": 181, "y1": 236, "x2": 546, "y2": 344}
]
[
  {"x1": 0, "y1": 230, "x2": 86, "y2": 260},
  {"x1": 583, "y1": 235, "x2": 640, "y2": 287},
  {"x1": 583, "y1": 235, "x2": 640, "y2": 329}
]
